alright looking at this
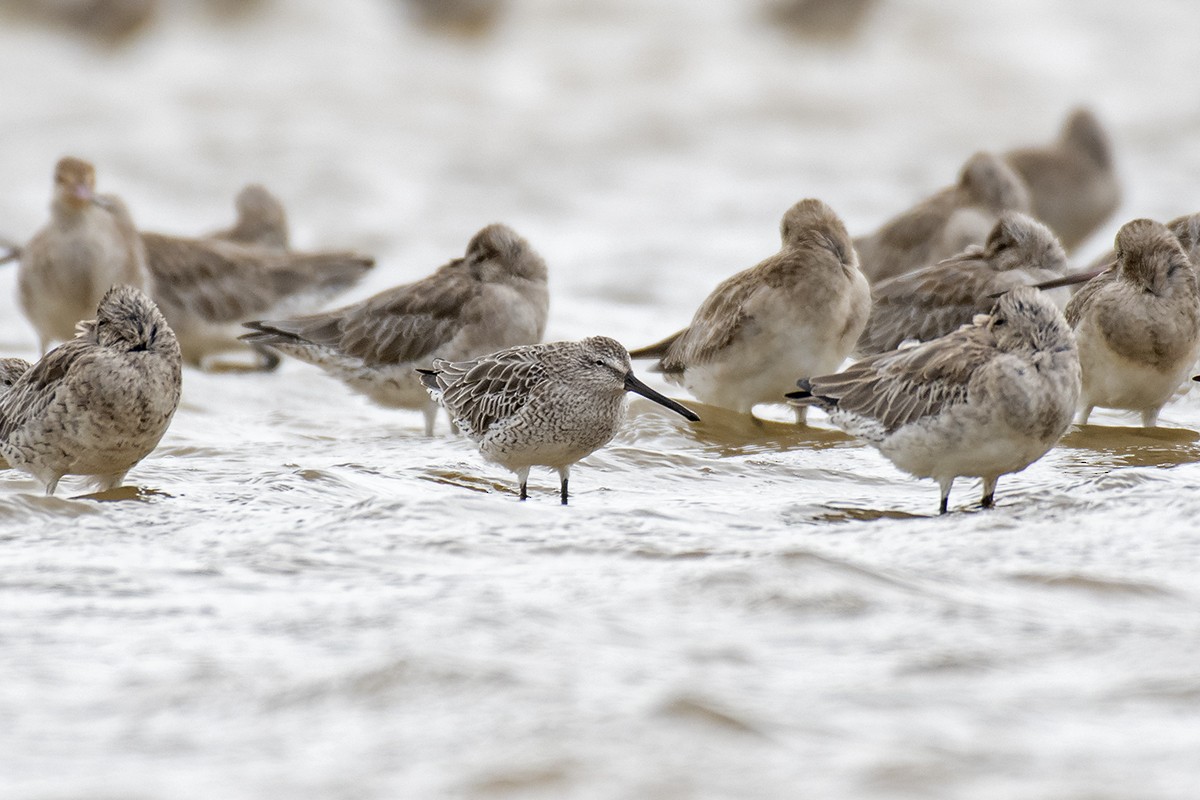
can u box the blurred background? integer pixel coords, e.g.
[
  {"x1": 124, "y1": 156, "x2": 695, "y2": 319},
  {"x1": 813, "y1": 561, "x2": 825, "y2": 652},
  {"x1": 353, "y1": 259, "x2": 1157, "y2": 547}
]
[
  {"x1": 3, "y1": 2, "x2": 1200, "y2": 799},
  {"x1": 3, "y1": 0, "x2": 1198, "y2": 353}
]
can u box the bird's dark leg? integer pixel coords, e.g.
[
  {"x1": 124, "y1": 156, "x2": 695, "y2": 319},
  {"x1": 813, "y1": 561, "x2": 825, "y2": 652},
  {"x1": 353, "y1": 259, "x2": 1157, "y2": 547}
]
[
  {"x1": 519, "y1": 481, "x2": 528, "y2": 501},
  {"x1": 981, "y1": 477, "x2": 997, "y2": 509},
  {"x1": 938, "y1": 477, "x2": 953, "y2": 515},
  {"x1": 560, "y1": 477, "x2": 569, "y2": 506},
  {"x1": 250, "y1": 343, "x2": 281, "y2": 372}
]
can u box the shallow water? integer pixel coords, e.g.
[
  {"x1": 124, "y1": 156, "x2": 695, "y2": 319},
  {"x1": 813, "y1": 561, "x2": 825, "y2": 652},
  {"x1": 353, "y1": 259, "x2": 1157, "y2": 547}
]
[{"x1": 3, "y1": 1, "x2": 1200, "y2": 798}]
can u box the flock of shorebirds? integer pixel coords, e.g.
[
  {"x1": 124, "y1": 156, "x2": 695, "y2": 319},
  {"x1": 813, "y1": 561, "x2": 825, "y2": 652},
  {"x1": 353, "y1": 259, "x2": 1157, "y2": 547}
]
[{"x1": 2, "y1": 107, "x2": 1199, "y2": 513}]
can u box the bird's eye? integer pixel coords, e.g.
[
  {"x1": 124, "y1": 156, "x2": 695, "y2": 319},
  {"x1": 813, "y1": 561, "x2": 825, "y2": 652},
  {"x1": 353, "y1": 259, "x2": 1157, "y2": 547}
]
[
  {"x1": 593, "y1": 358, "x2": 606, "y2": 367},
  {"x1": 994, "y1": 317, "x2": 1006, "y2": 326}
]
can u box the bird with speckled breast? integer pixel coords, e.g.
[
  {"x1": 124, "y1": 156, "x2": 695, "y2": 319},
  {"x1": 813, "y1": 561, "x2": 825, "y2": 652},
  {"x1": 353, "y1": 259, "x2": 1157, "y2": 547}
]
[{"x1": 419, "y1": 336, "x2": 700, "y2": 504}]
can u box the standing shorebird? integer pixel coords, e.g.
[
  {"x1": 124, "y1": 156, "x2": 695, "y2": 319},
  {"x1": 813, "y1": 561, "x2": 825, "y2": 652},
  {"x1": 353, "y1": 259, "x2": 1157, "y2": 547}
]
[
  {"x1": 18, "y1": 157, "x2": 148, "y2": 354},
  {"x1": 857, "y1": 212, "x2": 1069, "y2": 355},
  {"x1": 1004, "y1": 108, "x2": 1121, "y2": 253},
  {"x1": 1058, "y1": 219, "x2": 1200, "y2": 427},
  {"x1": 788, "y1": 287, "x2": 1080, "y2": 514},
  {"x1": 629, "y1": 198, "x2": 870, "y2": 424},
  {"x1": 418, "y1": 336, "x2": 700, "y2": 504},
  {"x1": 16, "y1": 158, "x2": 373, "y2": 369},
  {"x1": 0, "y1": 285, "x2": 182, "y2": 496},
  {"x1": 854, "y1": 151, "x2": 1032, "y2": 284},
  {"x1": 210, "y1": 184, "x2": 290, "y2": 251},
  {"x1": 242, "y1": 224, "x2": 550, "y2": 435}
]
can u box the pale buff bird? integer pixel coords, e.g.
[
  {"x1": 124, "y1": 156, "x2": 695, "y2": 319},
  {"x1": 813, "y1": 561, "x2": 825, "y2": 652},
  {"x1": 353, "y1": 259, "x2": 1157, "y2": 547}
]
[
  {"x1": 1061, "y1": 219, "x2": 1200, "y2": 427},
  {"x1": 418, "y1": 336, "x2": 699, "y2": 504},
  {"x1": 858, "y1": 212, "x2": 1069, "y2": 355},
  {"x1": 630, "y1": 198, "x2": 870, "y2": 424},
  {"x1": 18, "y1": 157, "x2": 149, "y2": 354},
  {"x1": 854, "y1": 151, "x2": 1032, "y2": 284},
  {"x1": 1004, "y1": 108, "x2": 1121, "y2": 253},
  {"x1": 0, "y1": 285, "x2": 181, "y2": 496},
  {"x1": 242, "y1": 223, "x2": 549, "y2": 435},
  {"x1": 789, "y1": 287, "x2": 1080, "y2": 514},
  {"x1": 210, "y1": 184, "x2": 289, "y2": 251}
]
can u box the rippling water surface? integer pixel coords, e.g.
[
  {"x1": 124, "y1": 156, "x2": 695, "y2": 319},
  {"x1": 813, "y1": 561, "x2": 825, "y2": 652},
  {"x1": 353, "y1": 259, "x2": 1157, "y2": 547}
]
[{"x1": 3, "y1": 1, "x2": 1200, "y2": 797}]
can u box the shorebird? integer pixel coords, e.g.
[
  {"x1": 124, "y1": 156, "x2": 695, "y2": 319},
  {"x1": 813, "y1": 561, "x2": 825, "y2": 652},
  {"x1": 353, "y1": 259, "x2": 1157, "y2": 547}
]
[
  {"x1": 629, "y1": 198, "x2": 870, "y2": 424},
  {"x1": 788, "y1": 286, "x2": 1080, "y2": 514},
  {"x1": 17, "y1": 158, "x2": 373, "y2": 368},
  {"x1": 142, "y1": 228, "x2": 372, "y2": 369},
  {"x1": 0, "y1": 285, "x2": 182, "y2": 496},
  {"x1": 399, "y1": 0, "x2": 505, "y2": 35},
  {"x1": 1057, "y1": 219, "x2": 1200, "y2": 427},
  {"x1": 0, "y1": 358, "x2": 32, "y2": 398},
  {"x1": 854, "y1": 151, "x2": 1032, "y2": 284},
  {"x1": 18, "y1": 157, "x2": 149, "y2": 354},
  {"x1": 857, "y1": 211, "x2": 1069, "y2": 355},
  {"x1": 765, "y1": 0, "x2": 880, "y2": 40},
  {"x1": 418, "y1": 336, "x2": 700, "y2": 504},
  {"x1": 242, "y1": 223, "x2": 550, "y2": 435},
  {"x1": 1004, "y1": 108, "x2": 1121, "y2": 253},
  {"x1": 210, "y1": 184, "x2": 289, "y2": 251}
]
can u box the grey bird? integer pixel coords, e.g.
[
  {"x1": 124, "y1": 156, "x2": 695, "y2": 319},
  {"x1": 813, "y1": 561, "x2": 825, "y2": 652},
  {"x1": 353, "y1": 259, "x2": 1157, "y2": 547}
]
[
  {"x1": 0, "y1": 358, "x2": 32, "y2": 398},
  {"x1": 788, "y1": 287, "x2": 1080, "y2": 514},
  {"x1": 1060, "y1": 219, "x2": 1200, "y2": 427},
  {"x1": 141, "y1": 228, "x2": 373, "y2": 371},
  {"x1": 857, "y1": 211, "x2": 1069, "y2": 355},
  {"x1": 1004, "y1": 108, "x2": 1121, "y2": 253},
  {"x1": 854, "y1": 151, "x2": 1032, "y2": 284},
  {"x1": 417, "y1": 336, "x2": 700, "y2": 504},
  {"x1": 18, "y1": 157, "x2": 149, "y2": 354},
  {"x1": 210, "y1": 184, "x2": 290, "y2": 251},
  {"x1": 629, "y1": 198, "x2": 871, "y2": 424},
  {"x1": 241, "y1": 223, "x2": 550, "y2": 435},
  {"x1": 0, "y1": 285, "x2": 182, "y2": 496}
]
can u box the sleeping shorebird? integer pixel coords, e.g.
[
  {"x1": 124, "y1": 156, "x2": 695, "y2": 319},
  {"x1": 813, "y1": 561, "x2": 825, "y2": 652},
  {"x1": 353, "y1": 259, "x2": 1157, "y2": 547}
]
[
  {"x1": 1056, "y1": 219, "x2": 1200, "y2": 427},
  {"x1": 0, "y1": 285, "x2": 181, "y2": 496},
  {"x1": 17, "y1": 157, "x2": 149, "y2": 354},
  {"x1": 1004, "y1": 107, "x2": 1121, "y2": 253},
  {"x1": 242, "y1": 223, "x2": 550, "y2": 435},
  {"x1": 418, "y1": 336, "x2": 699, "y2": 504},
  {"x1": 858, "y1": 211, "x2": 1069, "y2": 355},
  {"x1": 788, "y1": 286, "x2": 1080, "y2": 514},
  {"x1": 629, "y1": 198, "x2": 870, "y2": 424},
  {"x1": 854, "y1": 151, "x2": 1032, "y2": 284}
]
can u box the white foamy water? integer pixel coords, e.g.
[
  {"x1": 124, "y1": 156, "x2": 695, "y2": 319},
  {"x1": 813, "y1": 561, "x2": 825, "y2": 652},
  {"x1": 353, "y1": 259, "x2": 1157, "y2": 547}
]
[{"x1": 2, "y1": 1, "x2": 1200, "y2": 798}]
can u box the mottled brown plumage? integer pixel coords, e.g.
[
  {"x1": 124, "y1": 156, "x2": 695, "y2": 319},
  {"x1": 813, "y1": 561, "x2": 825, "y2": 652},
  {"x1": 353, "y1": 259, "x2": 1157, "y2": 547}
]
[
  {"x1": 858, "y1": 212, "x2": 1069, "y2": 355},
  {"x1": 1005, "y1": 108, "x2": 1121, "y2": 253},
  {"x1": 0, "y1": 358, "x2": 32, "y2": 397},
  {"x1": 242, "y1": 223, "x2": 549, "y2": 434},
  {"x1": 854, "y1": 151, "x2": 1032, "y2": 284},
  {"x1": 0, "y1": 285, "x2": 181, "y2": 496},
  {"x1": 790, "y1": 287, "x2": 1080, "y2": 514},
  {"x1": 418, "y1": 336, "x2": 699, "y2": 503}
]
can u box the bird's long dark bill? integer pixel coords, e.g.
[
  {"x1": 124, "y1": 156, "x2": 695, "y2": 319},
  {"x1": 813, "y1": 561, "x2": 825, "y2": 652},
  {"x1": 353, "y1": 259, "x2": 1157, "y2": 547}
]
[
  {"x1": 1031, "y1": 267, "x2": 1106, "y2": 291},
  {"x1": 624, "y1": 372, "x2": 700, "y2": 421}
]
